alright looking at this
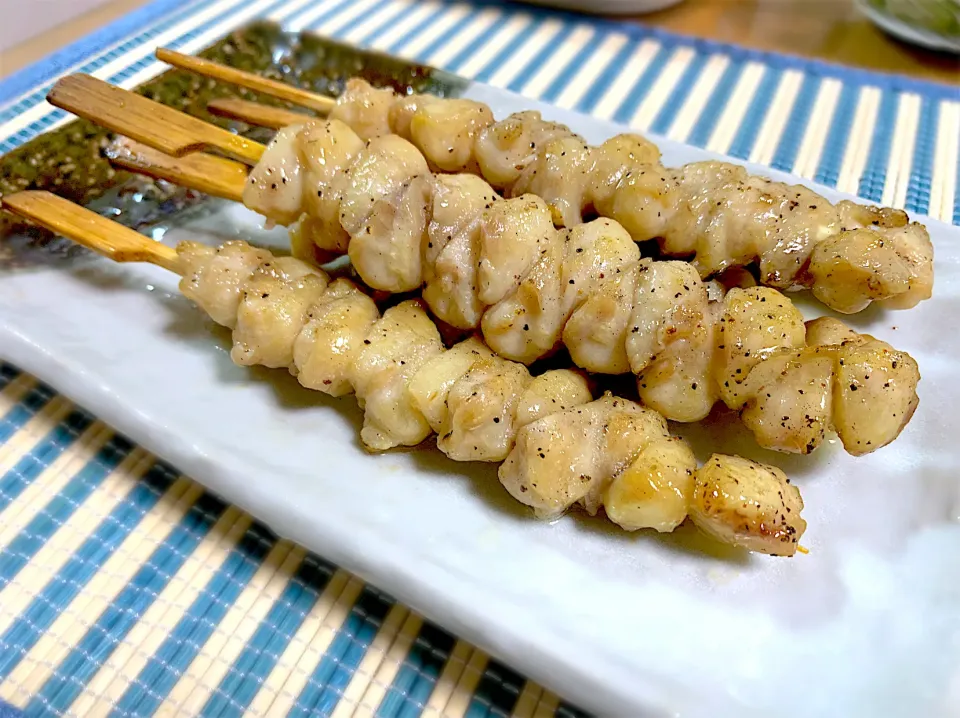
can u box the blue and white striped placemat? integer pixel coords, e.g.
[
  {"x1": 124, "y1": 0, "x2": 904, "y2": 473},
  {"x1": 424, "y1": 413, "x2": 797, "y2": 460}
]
[{"x1": 0, "y1": 1, "x2": 957, "y2": 716}]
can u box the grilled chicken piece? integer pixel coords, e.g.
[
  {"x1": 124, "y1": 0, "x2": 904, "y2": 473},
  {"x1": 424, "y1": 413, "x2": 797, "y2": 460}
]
[
  {"x1": 474, "y1": 111, "x2": 578, "y2": 190},
  {"x1": 338, "y1": 135, "x2": 431, "y2": 293},
  {"x1": 808, "y1": 202, "x2": 934, "y2": 313},
  {"x1": 627, "y1": 261, "x2": 718, "y2": 422},
  {"x1": 243, "y1": 124, "x2": 305, "y2": 227},
  {"x1": 298, "y1": 119, "x2": 366, "y2": 253},
  {"x1": 350, "y1": 300, "x2": 444, "y2": 451},
  {"x1": 603, "y1": 438, "x2": 696, "y2": 533},
  {"x1": 806, "y1": 317, "x2": 921, "y2": 455},
  {"x1": 328, "y1": 78, "x2": 397, "y2": 141},
  {"x1": 512, "y1": 135, "x2": 593, "y2": 227},
  {"x1": 177, "y1": 240, "x2": 272, "y2": 329},
  {"x1": 406, "y1": 336, "x2": 495, "y2": 432},
  {"x1": 559, "y1": 219, "x2": 641, "y2": 375},
  {"x1": 438, "y1": 356, "x2": 531, "y2": 462},
  {"x1": 231, "y1": 256, "x2": 329, "y2": 369},
  {"x1": 477, "y1": 195, "x2": 552, "y2": 305},
  {"x1": 390, "y1": 94, "x2": 494, "y2": 173},
  {"x1": 715, "y1": 287, "x2": 808, "y2": 409},
  {"x1": 481, "y1": 217, "x2": 565, "y2": 364},
  {"x1": 689, "y1": 454, "x2": 806, "y2": 556},
  {"x1": 587, "y1": 134, "x2": 662, "y2": 214},
  {"x1": 500, "y1": 394, "x2": 670, "y2": 518},
  {"x1": 422, "y1": 174, "x2": 495, "y2": 330},
  {"x1": 515, "y1": 369, "x2": 592, "y2": 427},
  {"x1": 293, "y1": 279, "x2": 379, "y2": 396}
]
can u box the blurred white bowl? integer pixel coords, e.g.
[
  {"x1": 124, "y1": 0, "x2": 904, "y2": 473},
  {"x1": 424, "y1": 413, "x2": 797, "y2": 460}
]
[{"x1": 517, "y1": 0, "x2": 685, "y2": 15}]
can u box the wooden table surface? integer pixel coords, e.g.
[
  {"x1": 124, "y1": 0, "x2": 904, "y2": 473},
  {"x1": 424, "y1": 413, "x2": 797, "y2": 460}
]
[
  {"x1": 0, "y1": 0, "x2": 957, "y2": 83},
  {"x1": 639, "y1": 0, "x2": 958, "y2": 85}
]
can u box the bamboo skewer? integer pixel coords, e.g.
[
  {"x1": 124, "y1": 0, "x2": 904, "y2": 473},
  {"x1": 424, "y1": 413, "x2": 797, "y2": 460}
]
[
  {"x1": 1, "y1": 191, "x2": 180, "y2": 272},
  {"x1": 156, "y1": 47, "x2": 337, "y2": 116},
  {"x1": 44, "y1": 75, "x2": 263, "y2": 196},
  {"x1": 105, "y1": 137, "x2": 246, "y2": 203},
  {"x1": 46, "y1": 74, "x2": 265, "y2": 165},
  {"x1": 207, "y1": 97, "x2": 314, "y2": 131}
]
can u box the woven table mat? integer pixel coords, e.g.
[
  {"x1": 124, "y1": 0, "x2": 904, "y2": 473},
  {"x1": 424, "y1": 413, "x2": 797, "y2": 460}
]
[{"x1": 0, "y1": 0, "x2": 957, "y2": 716}]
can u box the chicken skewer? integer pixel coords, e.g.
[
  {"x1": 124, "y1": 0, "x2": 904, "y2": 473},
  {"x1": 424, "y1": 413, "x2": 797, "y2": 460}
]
[
  {"x1": 153, "y1": 48, "x2": 933, "y2": 316},
  {"x1": 53, "y1": 81, "x2": 920, "y2": 458},
  {"x1": 239, "y1": 118, "x2": 920, "y2": 458},
  {"x1": 2, "y1": 190, "x2": 807, "y2": 556}
]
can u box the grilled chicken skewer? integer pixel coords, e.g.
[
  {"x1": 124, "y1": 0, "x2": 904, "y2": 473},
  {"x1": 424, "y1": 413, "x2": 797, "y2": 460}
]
[
  {"x1": 127, "y1": 110, "x2": 925, "y2": 458},
  {"x1": 154, "y1": 50, "x2": 933, "y2": 315},
  {"x1": 2, "y1": 191, "x2": 807, "y2": 556},
  {"x1": 45, "y1": 76, "x2": 921, "y2": 457}
]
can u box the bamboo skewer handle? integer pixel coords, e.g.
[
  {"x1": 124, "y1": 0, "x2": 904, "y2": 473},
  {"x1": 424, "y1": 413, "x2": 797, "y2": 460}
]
[
  {"x1": 207, "y1": 97, "x2": 314, "y2": 131},
  {"x1": 105, "y1": 137, "x2": 248, "y2": 203},
  {"x1": 1, "y1": 191, "x2": 181, "y2": 273},
  {"x1": 157, "y1": 47, "x2": 337, "y2": 115},
  {"x1": 46, "y1": 74, "x2": 265, "y2": 165}
]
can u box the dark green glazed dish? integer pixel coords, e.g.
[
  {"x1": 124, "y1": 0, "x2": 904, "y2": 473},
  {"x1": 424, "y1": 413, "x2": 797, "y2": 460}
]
[{"x1": 0, "y1": 21, "x2": 466, "y2": 258}]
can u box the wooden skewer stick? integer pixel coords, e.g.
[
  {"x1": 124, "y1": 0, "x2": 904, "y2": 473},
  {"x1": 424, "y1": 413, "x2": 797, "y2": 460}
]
[
  {"x1": 2, "y1": 191, "x2": 181, "y2": 273},
  {"x1": 105, "y1": 137, "x2": 247, "y2": 203},
  {"x1": 157, "y1": 47, "x2": 336, "y2": 115},
  {"x1": 46, "y1": 74, "x2": 266, "y2": 165},
  {"x1": 207, "y1": 97, "x2": 314, "y2": 131}
]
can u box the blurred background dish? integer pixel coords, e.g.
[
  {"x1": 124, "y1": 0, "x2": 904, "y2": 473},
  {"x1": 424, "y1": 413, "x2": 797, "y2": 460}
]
[
  {"x1": 518, "y1": 0, "x2": 685, "y2": 14},
  {"x1": 856, "y1": 0, "x2": 960, "y2": 52}
]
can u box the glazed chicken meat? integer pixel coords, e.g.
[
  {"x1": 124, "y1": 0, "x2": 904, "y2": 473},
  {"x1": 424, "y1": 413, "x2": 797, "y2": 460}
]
[
  {"x1": 241, "y1": 119, "x2": 921, "y2": 457},
  {"x1": 175, "y1": 239, "x2": 807, "y2": 556},
  {"x1": 321, "y1": 78, "x2": 933, "y2": 315}
]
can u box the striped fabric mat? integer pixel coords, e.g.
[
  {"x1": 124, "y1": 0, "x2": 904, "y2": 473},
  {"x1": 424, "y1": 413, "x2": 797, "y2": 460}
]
[
  {"x1": 0, "y1": 0, "x2": 958, "y2": 222},
  {"x1": 0, "y1": 0, "x2": 956, "y2": 716}
]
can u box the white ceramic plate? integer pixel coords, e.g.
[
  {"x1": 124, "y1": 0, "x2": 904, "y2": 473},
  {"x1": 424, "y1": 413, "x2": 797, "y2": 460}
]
[{"x1": 1, "y1": 84, "x2": 958, "y2": 718}]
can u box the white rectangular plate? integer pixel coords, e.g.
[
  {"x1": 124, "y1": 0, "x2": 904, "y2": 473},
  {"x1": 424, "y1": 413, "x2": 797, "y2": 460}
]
[{"x1": 1, "y1": 82, "x2": 958, "y2": 718}]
